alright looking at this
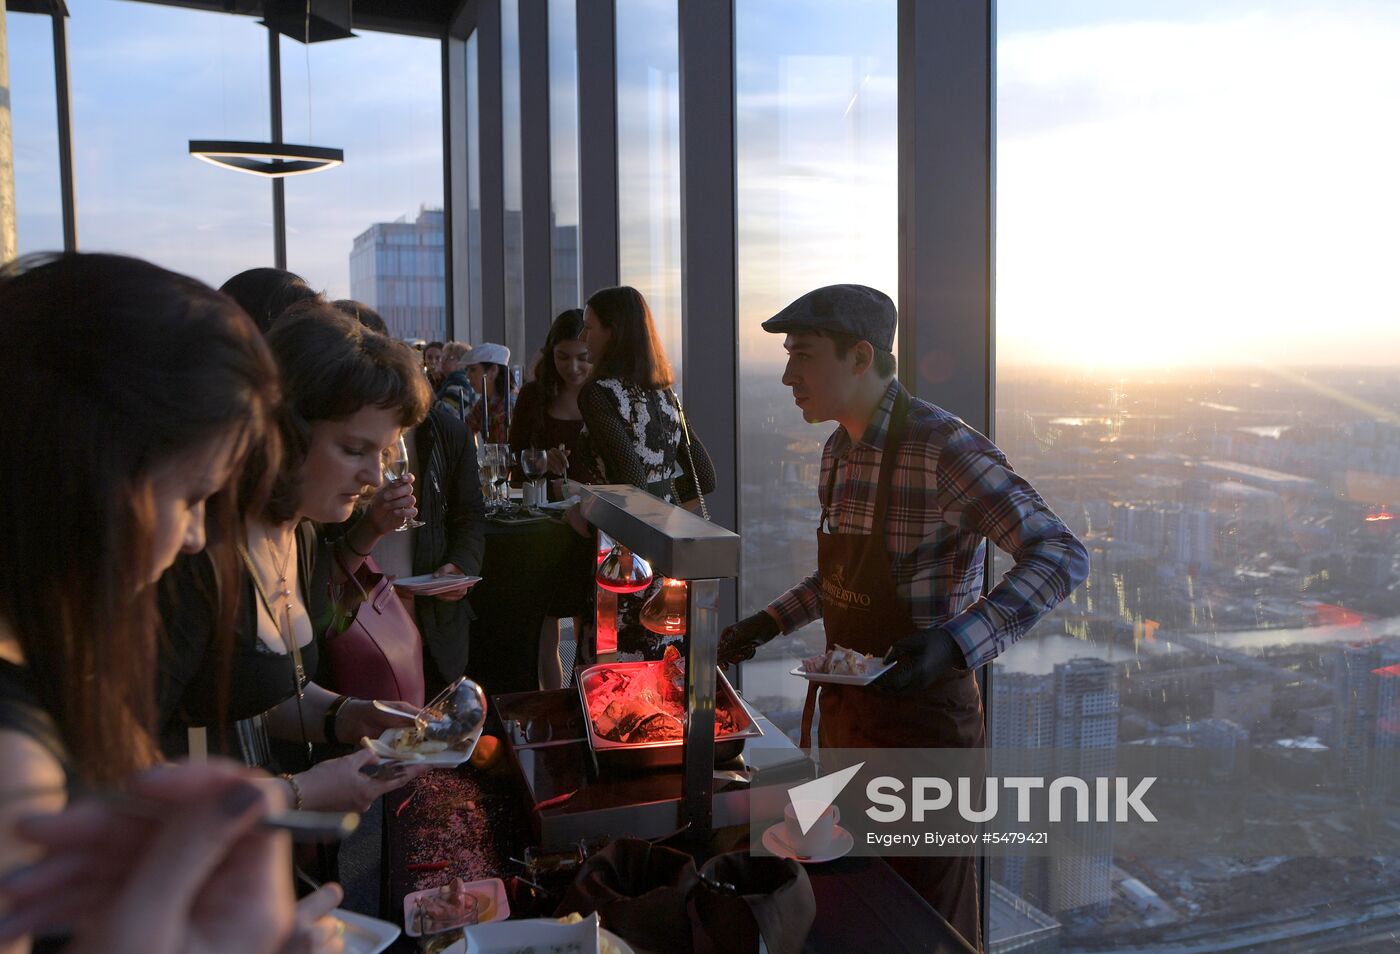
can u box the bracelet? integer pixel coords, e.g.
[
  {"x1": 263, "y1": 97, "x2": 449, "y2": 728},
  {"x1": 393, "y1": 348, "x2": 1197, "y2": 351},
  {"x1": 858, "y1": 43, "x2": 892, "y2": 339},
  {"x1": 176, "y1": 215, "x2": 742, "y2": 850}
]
[
  {"x1": 280, "y1": 773, "x2": 304, "y2": 810},
  {"x1": 343, "y1": 534, "x2": 372, "y2": 558},
  {"x1": 324, "y1": 694, "x2": 352, "y2": 745}
]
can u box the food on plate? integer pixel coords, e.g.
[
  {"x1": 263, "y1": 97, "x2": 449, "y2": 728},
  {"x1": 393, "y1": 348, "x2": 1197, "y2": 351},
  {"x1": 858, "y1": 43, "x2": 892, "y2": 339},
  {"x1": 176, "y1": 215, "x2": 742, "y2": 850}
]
[
  {"x1": 584, "y1": 647, "x2": 742, "y2": 744},
  {"x1": 801, "y1": 645, "x2": 879, "y2": 676},
  {"x1": 414, "y1": 878, "x2": 480, "y2": 933},
  {"x1": 362, "y1": 725, "x2": 460, "y2": 760}
]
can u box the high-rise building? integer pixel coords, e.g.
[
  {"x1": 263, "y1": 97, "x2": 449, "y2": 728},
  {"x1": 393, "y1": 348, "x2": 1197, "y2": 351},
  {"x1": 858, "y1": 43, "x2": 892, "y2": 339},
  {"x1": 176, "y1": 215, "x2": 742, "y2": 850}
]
[
  {"x1": 349, "y1": 207, "x2": 446, "y2": 343},
  {"x1": 1337, "y1": 640, "x2": 1400, "y2": 804},
  {"x1": 991, "y1": 659, "x2": 1120, "y2": 919}
]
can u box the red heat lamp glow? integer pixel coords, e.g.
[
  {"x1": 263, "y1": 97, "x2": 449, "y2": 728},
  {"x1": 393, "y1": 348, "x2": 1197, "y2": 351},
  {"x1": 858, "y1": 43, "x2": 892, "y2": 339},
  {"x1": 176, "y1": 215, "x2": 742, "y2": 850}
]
[{"x1": 1365, "y1": 506, "x2": 1394, "y2": 523}]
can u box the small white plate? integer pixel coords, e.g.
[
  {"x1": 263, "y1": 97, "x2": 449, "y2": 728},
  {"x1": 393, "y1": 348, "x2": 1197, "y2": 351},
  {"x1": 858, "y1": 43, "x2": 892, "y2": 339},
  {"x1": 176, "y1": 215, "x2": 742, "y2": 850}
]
[
  {"x1": 364, "y1": 725, "x2": 482, "y2": 766},
  {"x1": 331, "y1": 909, "x2": 400, "y2": 954},
  {"x1": 760, "y1": 822, "x2": 854, "y2": 864},
  {"x1": 536, "y1": 495, "x2": 581, "y2": 511},
  {"x1": 440, "y1": 928, "x2": 633, "y2": 954},
  {"x1": 393, "y1": 574, "x2": 482, "y2": 596},
  {"x1": 403, "y1": 877, "x2": 510, "y2": 938},
  {"x1": 789, "y1": 660, "x2": 895, "y2": 686}
]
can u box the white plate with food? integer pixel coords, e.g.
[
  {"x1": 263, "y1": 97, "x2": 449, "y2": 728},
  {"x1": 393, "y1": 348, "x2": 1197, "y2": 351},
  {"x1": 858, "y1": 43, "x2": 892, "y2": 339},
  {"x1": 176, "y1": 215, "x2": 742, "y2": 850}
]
[
  {"x1": 443, "y1": 912, "x2": 633, "y2": 954},
  {"x1": 331, "y1": 909, "x2": 401, "y2": 953},
  {"x1": 789, "y1": 645, "x2": 895, "y2": 686},
  {"x1": 392, "y1": 573, "x2": 482, "y2": 596},
  {"x1": 362, "y1": 724, "x2": 483, "y2": 766},
  {"x1": 403, "y1": 877, "x2": 510, "y2": 938}
]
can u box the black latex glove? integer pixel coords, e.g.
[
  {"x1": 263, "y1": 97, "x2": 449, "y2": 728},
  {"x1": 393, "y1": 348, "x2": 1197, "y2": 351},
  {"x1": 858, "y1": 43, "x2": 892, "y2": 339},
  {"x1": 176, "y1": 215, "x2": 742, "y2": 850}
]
[
  {"x1": 717, "y1": 611, "x2": 781, "y2": 669},
  {"x1": 878, "y1": 627, "x2": 965, "y2": 692}
]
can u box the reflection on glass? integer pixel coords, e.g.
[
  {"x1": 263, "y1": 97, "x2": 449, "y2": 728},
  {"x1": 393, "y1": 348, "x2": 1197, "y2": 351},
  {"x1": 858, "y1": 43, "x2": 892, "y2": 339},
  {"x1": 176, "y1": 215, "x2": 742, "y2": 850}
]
[
  {"x1": 991, "y1": 0, "x2": 1400, "y2": 946},
  {"x1": 734, "y1": 0, "x2": 898, "y2": 742},
  {"x1": 501, "y1": 0, "x2": 526, "y2": 361},
  {"x1": 615, "y1": 0, "x2": 682, "y2": 388},
  {"x1": 466, "y1": 32, "x2": 484, "y2": 339},
  {"x1": 548, "y1": 0, "x2": 581, "y2": 317}
]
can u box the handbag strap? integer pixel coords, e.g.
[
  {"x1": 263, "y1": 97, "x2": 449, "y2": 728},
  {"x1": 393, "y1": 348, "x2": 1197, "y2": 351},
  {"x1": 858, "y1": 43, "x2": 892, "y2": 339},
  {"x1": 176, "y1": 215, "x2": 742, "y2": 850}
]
[{"x1": 668, "y1": 389, "x2": 710, "y2": 522}]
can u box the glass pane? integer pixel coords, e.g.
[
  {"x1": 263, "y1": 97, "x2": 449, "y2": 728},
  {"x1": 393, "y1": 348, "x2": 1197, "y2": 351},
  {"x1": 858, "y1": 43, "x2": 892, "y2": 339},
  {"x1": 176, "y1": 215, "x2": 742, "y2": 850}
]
[
  {"x1": 548, "y1": 0, "x2": 581, "y2": 317},
  {"x1": 993, "y1": 0, "x2": 1400, "y2": 946},
  {"x1": 501, "y1": 0, "x2": 526, "y2": 361},
  {"x1": 62, "y1": 0, "x2": 271, "y2": 284},
  {"x1": 615, "y1": 0, "x2": 682, "y2": 388},
  {"x1": 733, "y1": 0, "x2": 898, "y2": 740},
  {"x1": 8, "y1": 11, "x2": 62, "y2": 255},
  {"x1": 466, "y1": 32, "x2": 483, "y2": 338},
  {"x1": 280, "y1": 31, "x2": 443, "y2": 341}
]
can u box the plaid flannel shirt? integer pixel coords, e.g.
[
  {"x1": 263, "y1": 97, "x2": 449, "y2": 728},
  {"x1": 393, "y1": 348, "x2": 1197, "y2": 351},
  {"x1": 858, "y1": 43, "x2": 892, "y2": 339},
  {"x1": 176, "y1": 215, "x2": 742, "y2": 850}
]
[{"x1": 767, "y1": 379, "x2": 1089, "y2": 670}]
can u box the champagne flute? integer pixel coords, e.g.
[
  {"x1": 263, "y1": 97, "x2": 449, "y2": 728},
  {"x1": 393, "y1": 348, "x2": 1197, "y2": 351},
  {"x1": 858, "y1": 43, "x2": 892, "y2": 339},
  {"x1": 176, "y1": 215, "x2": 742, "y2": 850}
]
[
  {"x1": 477, "y1": 444, "x2": 498, "y2": 511},
  {"x1": 384, "y1": 435, "x2": 425, "y2": 531},
  {"x1": 521, "y1": 448, "x2": 549, "y2": 510}
]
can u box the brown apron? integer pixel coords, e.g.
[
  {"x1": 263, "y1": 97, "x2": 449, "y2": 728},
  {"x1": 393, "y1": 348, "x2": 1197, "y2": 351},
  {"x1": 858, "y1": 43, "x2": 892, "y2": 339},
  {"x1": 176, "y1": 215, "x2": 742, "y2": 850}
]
[{"x1": 798, "y1": 389, "x2": 986, "y2": 951}]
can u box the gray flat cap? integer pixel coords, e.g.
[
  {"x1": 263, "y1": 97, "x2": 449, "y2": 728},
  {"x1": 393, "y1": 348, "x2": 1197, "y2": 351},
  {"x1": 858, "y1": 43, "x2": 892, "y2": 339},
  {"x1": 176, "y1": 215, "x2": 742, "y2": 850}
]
[{"x1": 760, "y1": 283, "x2": 897, "y2": 351}]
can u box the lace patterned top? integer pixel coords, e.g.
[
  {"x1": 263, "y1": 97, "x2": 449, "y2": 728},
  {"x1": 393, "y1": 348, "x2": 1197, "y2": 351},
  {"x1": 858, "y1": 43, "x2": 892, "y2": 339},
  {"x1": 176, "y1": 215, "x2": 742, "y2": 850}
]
[{"x1": 577, "y1": 377, "x2": 715, "y2": 503}]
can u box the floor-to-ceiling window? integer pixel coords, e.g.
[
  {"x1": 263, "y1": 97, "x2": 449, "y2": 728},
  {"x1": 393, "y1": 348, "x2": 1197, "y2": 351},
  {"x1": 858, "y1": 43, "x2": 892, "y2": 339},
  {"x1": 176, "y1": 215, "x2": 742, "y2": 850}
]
[
  {"x1": 615, "y1": 0, "x2": 683, "y2": 388},
  {"x1": 279, "y1": 30, "x2": 443, "y2": 341},
  {"x1": 547, "y1": 0, "x2": 581, "y2": 318},
  {"x1": 500, "y1": 0, "x2": 526, "y2": 364},
  {"x1": 732, "y1": 0, "x2": 898, "y2": 739},
  {"x1": 990, "y1": 1, "x2": 1400, "y2": 947},
  {"x1": 6, "y1": 11, "x2": 62, "y2": 255},
  {"x1": 465, "y1": 31, "x2": 484, "y2": 342}
]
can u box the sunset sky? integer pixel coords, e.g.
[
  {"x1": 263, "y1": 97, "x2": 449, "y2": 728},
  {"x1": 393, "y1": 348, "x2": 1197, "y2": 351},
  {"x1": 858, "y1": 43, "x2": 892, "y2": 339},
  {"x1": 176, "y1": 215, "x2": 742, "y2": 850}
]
[{"x1": 8, "y1": 0, "x2": 1400, "y2": 369}]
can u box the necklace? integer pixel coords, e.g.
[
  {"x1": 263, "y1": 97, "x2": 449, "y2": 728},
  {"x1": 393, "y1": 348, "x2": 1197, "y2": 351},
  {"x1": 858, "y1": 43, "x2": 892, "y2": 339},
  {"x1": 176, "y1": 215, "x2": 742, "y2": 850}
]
[{"x1": 239, "y1": 523, "x2": 312, "y2": 764}]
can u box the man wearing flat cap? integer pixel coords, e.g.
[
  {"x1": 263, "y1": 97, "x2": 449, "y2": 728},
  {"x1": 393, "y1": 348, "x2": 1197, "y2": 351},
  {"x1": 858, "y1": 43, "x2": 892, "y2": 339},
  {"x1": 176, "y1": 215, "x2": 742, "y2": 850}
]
[{"x1": 719, "y1": 283, "x2": 1088, "y2": 949}]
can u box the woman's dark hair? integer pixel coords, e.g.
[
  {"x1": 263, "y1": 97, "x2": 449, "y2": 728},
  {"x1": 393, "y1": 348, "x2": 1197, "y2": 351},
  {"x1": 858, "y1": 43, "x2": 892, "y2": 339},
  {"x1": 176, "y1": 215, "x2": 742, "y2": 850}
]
[
  {"x1": 331, "y1": 298, "x2": 388, "y2": 335},
  {"x1": 251, "y1": 301, "x2": 432, "y2": 523},
  {"x1": 520, "y1": 309, "x2": 585, "y2": 445},
  {"x1": 0, "y1": 253, "x2": 279, "y2": 787},
  {"x1": 474, "y1": 363, "x2": 511, "y2": 401},
  {"x1": 220, "y1": 267, "x2": 320, "y2": 334},
  {"x1": 584, "y1": 286, "x2": 674, "y2": 389}
]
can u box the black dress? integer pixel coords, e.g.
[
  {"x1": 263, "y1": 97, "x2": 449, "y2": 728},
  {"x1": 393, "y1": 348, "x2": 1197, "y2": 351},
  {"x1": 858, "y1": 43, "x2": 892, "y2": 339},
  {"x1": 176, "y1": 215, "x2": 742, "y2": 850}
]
[
  {"x1": 157, "y1": 523, "x2": 318, "y2": 773},
  {"x1": 577, "y1": 378, "x2": 717, "y2": 658}
]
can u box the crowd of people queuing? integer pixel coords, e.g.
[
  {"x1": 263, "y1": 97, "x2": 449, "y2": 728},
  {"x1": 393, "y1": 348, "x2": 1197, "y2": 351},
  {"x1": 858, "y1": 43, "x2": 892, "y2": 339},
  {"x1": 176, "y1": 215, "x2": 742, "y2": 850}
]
[{"x1": 0, "y1": 252, "x2": 715, "y2": 954}]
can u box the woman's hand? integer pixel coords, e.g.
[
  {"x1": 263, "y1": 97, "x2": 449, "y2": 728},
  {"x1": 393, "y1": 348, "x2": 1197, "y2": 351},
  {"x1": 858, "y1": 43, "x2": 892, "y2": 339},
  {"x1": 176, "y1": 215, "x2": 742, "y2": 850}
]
[
  {"x1": 363, "y1": 475, "x2": 417, "y2": 537},
  {"x1": 293, "y1": 749, "x2": 429, "y2": 814},
  {"x1": 430, "y1": 563, "x2": 471, "y2": 603},
  {"x1": 279, "y1": 883, "x2": 346, "y2": 954},
  {"x1": 0, "y1": 760, "x2": 295, "y2": 954},
  {"x1": 545, "y1": 446, "x2": 571, "y2": 478},
  {"x1": 336, "y1": 698, "x2": 415, "y2": 742}
]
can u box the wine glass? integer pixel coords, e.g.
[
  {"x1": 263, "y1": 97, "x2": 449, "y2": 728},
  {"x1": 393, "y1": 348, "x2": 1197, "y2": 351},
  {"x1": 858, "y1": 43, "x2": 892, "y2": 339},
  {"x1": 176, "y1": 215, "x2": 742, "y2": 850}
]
[
  {"x1": 384, "y1": 435, "x2": 425, "y2": 531},
  {"x1": 477, "y1": 443, "x2": 499, "y2": 510},
  {"x1": 491, "y1": 444, "x2": 515, "y2": 509},
  {"x1": 521, "y1": 448, "x2": 548, "y2": 509}
]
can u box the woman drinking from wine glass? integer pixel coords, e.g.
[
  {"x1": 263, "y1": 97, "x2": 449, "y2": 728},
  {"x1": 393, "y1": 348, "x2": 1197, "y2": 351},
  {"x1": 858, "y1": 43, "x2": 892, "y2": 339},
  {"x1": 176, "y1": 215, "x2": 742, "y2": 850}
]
[{"x1": 158, "y1": 304, "x2": 435, "y2": 814}]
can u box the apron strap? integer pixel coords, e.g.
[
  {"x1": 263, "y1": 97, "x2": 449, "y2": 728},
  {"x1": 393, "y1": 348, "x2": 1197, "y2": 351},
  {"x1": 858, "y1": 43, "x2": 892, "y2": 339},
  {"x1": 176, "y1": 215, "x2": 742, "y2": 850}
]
[
  {"x1": 799, "y1": 682, "x2": 818, "y2": 752},
  {"x1": 818, "y1": 386, "x2": 912, "y2": 534}
]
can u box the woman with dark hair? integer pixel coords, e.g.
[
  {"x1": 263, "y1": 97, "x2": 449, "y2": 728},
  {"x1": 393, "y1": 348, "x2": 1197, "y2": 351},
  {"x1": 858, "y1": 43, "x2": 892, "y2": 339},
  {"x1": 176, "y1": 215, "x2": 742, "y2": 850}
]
[
  {"x1": 220, "y1": 267, "x2": 320, "y2": 335},
  {"x1": 159, "y1": 304, "x2": 435, "y2": 813},
  {"x1": 508, "y1": 309, "x2": 595, "y2": 484},
  {"x1": 577, "y1": 286, "x2": 715, "y2": 505},
  {"x1": 574, "y1": 286, "x2": 717, "y2": 658},
  {"x1": 462, "y1": 343, "x2": 514, "y2": 445},
  {"x1": 0, "y1": 253, "x2": 301, "y2": 953}
]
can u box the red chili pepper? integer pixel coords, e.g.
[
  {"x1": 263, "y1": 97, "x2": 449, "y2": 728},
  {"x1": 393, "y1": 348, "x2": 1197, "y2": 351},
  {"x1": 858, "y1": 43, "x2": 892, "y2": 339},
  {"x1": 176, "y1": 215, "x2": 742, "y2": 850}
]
[
  {"x1": 534, "y1": 789, "x2": 577, "y2": 811},
  {"x1": 395, "y1": 791, "x2": 416, "y2": 817},
  {"x1": 407, "y1": 861, "x2": 451, "y2": 872}
]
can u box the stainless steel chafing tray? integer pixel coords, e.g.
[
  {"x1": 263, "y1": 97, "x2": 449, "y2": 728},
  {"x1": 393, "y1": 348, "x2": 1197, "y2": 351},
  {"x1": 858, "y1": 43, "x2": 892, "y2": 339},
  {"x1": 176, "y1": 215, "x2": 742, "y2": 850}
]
[{"x1": 576, "y1": 660, "x2": 762, "y2": 770}]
